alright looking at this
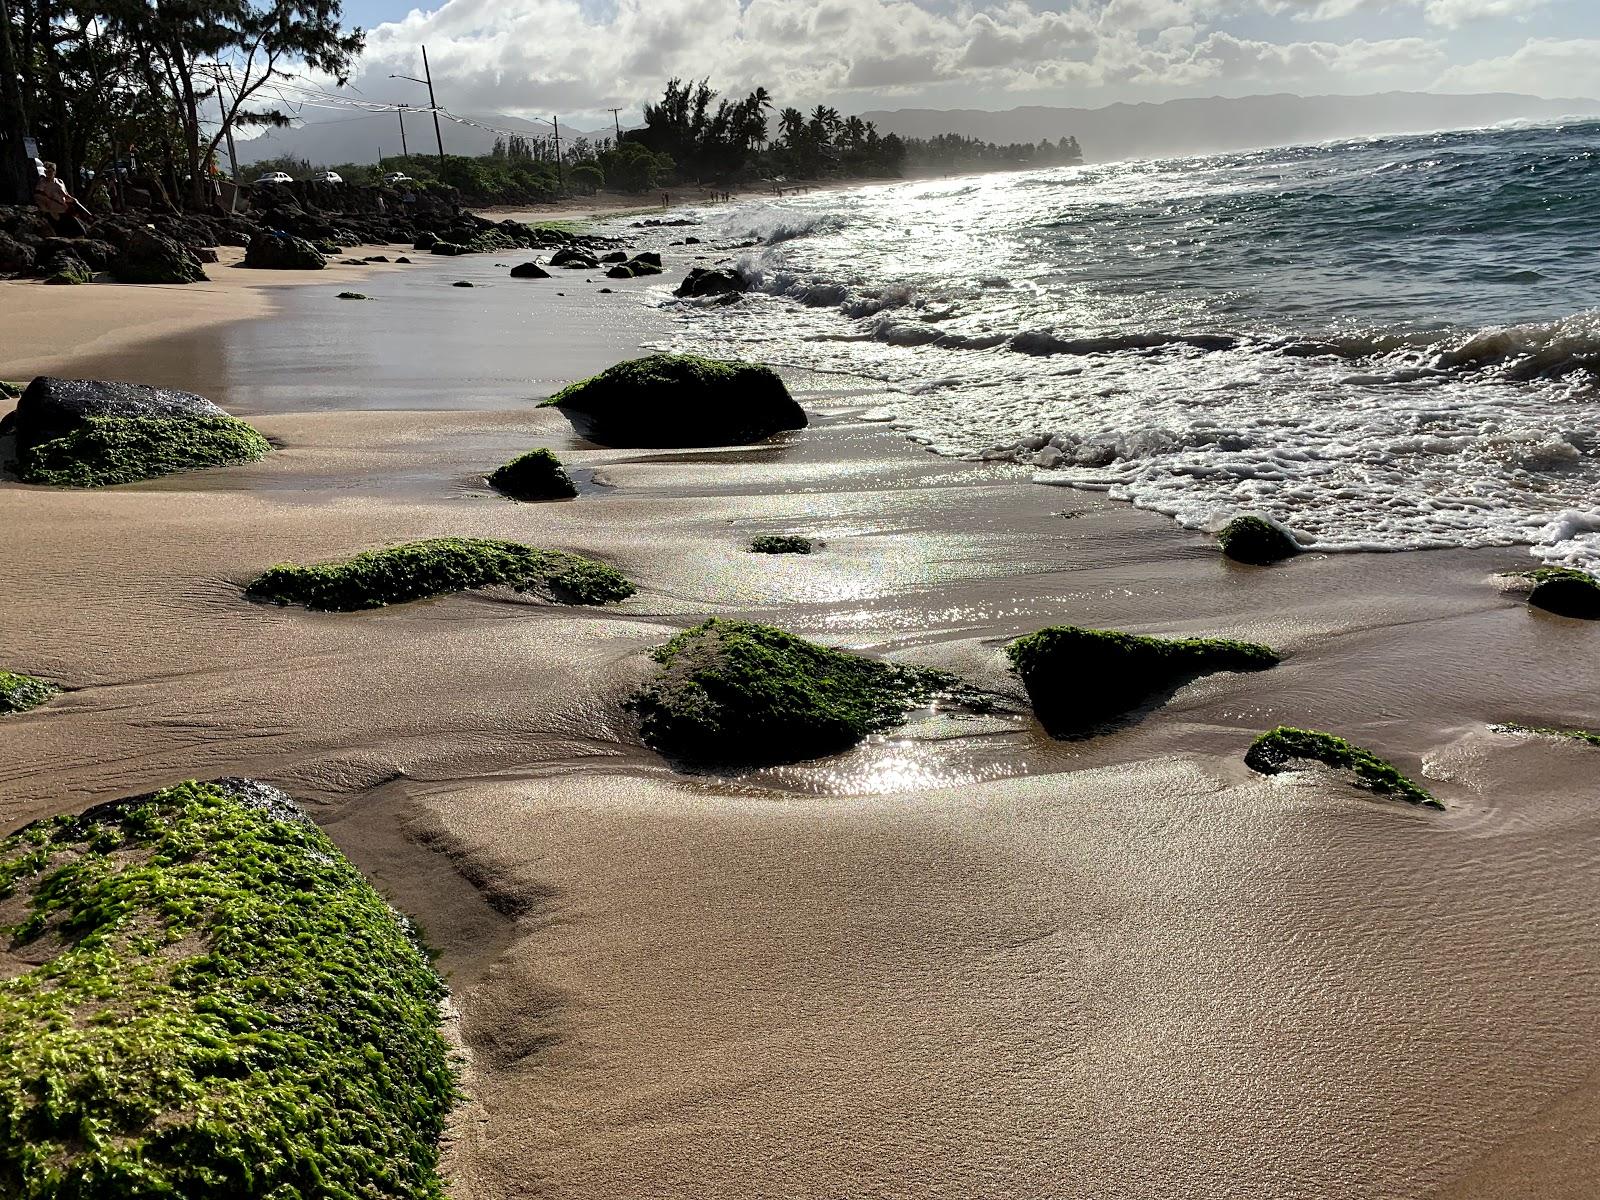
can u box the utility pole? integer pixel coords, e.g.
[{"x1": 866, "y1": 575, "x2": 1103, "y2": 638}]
[
  {"x1": 552, "y1": 114, "x2": 563, "y2": 193},
  {"x1": 421, "y1": 44, "x2": 445, "y2": 175},
  {"x1": 608, "y1": 107, "x2": 622, "y2": 144},
  {"x1": 397, "y1": 103, "x2": 409, "y2": 157}
]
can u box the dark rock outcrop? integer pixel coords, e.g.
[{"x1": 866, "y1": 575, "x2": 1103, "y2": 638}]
[
  {"x1": 1218, "y1": 515, "x2": 1302, "y2": 565},
  {"x1": 675, "y1": 266, "x2": 748, "y2": 298},
  {"x1": 509, "y1": 262, "x2": 550, "y2": 279},
  {"x1": 41, "y1": 252, "x2": 92, "y2": 285},
  {"x1": 542, "y1": 353, "x2": 806, "y2": 448},
  {"x1": 242, "y1": 232, "x2": 327, "y2": 270},
  {"x1": 110, "y1": 227, "x2": 207, "y2": 284}
]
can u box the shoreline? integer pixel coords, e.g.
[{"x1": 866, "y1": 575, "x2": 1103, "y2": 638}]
[{"x1": 3, "y1": 232, "x2": 1600, "y2": 1197}]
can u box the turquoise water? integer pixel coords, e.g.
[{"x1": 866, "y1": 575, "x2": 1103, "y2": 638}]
[{"x1": 660, "y1": 121, "x2": 1600, "y2": 573}]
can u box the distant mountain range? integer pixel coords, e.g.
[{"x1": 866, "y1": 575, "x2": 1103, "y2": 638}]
[
  {"x1": 238, "y1": 90, "x2": 1599, "y2": 170},
  {"x1": 862, "y1": 92, "x2": 1600, "y2": 162}
]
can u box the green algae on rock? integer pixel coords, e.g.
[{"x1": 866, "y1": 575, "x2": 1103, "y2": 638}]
[
  {"x1": 631, "y1": 618, "x2": 959, "y2": 763},
  {"x1": 1522, "y1": 568, "x2": 1600, "y2": 619},
  {"x1": 19, "y1": 414, "x2": 270, "y2": 487},
  {"x1": 1005, "y1": 625, "x2": 1279, "y2": 735},
  {"x1": 337, "y1": 290, "x2": 370, "y2": 300},
  {"x1": 0, "y1": 779, "x2": 454, "y2": 1197},
  {"x1": 246, "y1": 536, "x2": 634, "y2": 611},
  {"x1": 1245, "y1": 726, "x2": 1441, "y2": 808},
  {"x1": 0, "y1": 670, "x2": 59, "y2": 714},
  {"x1": 488, "y1": 448, "x2": 578, "y2": 501},
  {"x1": 749, "y1": 534, "x2": 813, "y2": 555},
  {"x1": 542, "y1": 352, "x2": 806, "y2": 447},
  {"x1": 1492, "y1": 721, "x2": 1600, "y2": 748},
  {"x1": 1218, "y1": 515, "x2": 1302, "y2": 565}
]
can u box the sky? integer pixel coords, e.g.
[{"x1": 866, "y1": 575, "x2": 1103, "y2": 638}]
[{"x1": 314, "y1": 0, "x2": 1596, "y2": 128}]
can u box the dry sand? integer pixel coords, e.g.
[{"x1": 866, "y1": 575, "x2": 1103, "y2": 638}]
[{"x1": 2, "y1": 241, "x2": 1599, "y2": 1198}]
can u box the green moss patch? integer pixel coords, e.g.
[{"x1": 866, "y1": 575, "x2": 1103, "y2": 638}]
[
  {"x1": 488, "y1": 448, "x2": 577, "y2": 501},
  {"x1": 631, "y1": 618, "x2": 962, "y2": 764},
  {"x1": 1518, "y1": 568, "x2": 1600, "y2": 619},
  {"x1": 17, "y1": 414, "x2": 270, "y2": 487},
  {"x1": 749, "y1": 534, "x2": 813, "y2": 555},
  {"x1": 1005, "y1": 625, "x2": 1280, "y2": 735},
  {"x1": 0, "y1": 670, "x2": 59, "y2": 714},
  {"x1": 542, "y1": 352, "x2": 806, "y2": 448},
  {"x1": 1218, "y1": 515, "x2": 1302, "y2": 565},
  {"x1": 0, "y1": 779, "x2": 453, "y2": 1195},
  {"x1": 246, "y1": 536, "x2": 634, "y2": 611},
  {"x1": 1492, "y1": 722, "x2": 1600, "y2": 748},
  {"x1": 1245, "y1": 726, "x2": 1440, "y2": 807}
]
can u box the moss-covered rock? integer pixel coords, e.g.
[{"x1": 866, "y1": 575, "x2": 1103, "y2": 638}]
[
  {"x1": 242, "y1": 231, "x2": 326, "y2": 270},
  {"x1": 336, "y1": 290, "x2": 369, "y2": 299},
  {"x1": 488, "y1": 448, "x2": 578, "y2": 500},
  {"x1": 1245, "y1": 726, "x2": 1440, "y2": 807},
  {"x1": 1525, "y1": 568, "x2": 1600, "y2": 619},
  {"x1": 0, "y1": 779, "x2": 453, "y2": 1196},
  {"x1": 543, "y1": 352, "x2": 806, "y2": 448},
  {"x1": 1218, "y1": 515, "x2": 1302, "y2": 565},
  {"x1": 1005, "y1": 625, "x2": 1279, "y2": 735},
  {"x1": 41, "y1": 251, "x2": 92, "y2": 284},
  {"x1": 1493, "y1": 721, "x2": 1600, "y2": 748},
  {"x1": 246, "y1": 536, "x2": 634, "y2": 611},
  {"x1": 0, "y1": 670, "x2": 58, "y2": 714},
  {"x1": 110, "y1": 227, "x2": 207, "y2": 284},
  {"x1": 18, "y1": 414, "x2": 270, "y2": 487},
  {"x1": 631, "y1": 618, "x2": 959, "y2": 763},
  {"x1": 749, "y1": 534, "x2": 813, "y2": 554}
]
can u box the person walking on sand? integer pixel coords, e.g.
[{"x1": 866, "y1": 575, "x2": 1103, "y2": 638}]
[{"x1": 34, "y1": 162, "x2": 91, "y2": 236}]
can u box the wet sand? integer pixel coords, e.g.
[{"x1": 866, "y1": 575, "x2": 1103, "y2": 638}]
[{"x1": 2, "y1": 246, "x2": 1599, "y2": 1198}]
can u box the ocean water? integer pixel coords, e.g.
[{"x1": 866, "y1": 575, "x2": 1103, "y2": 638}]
[{"x1": 651, "y1": 121, "x2": 1600, "y2": 575}]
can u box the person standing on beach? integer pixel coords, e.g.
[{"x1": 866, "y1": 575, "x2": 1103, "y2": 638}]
[{"x1": 34, "y1": 162, "x2": 90, "y2": 235}]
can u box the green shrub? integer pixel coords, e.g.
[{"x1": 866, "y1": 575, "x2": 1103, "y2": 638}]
[
  {"x1": 17, "y1": 414, "x2": 270, "y2": 487},
  {"x1": 631, "y1": 618, "x2": 962, "y2": 763},
  {"x1": 0, "y1": 779, "x2": 454, "y2": 1196},
  {"x1": 0, "y1": 670, "x2": 58, "y2": 714},
  {"x1": 1005, "y1": 625, "x2": 1279, "y2": 735},
  {"x1": 1245, "y1": 726, "x2": 1440, "y2": 807},
  {"x1": 246, "y1": 536, "x2": 634, "y2": 610},
  {"x1": 488, "y1": 448, "x2": 577, "y2": 500}
]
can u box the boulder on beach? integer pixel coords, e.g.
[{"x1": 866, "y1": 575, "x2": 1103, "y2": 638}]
[
  {"x1": 749, "y1": 534, "x2": 813, "y2": 554},
  {"x1": 488, "y1": 448, "x2": 578, "y2": 500},
  {"x1": 0, "y1": 778, "x2": 455, "y2": 1193},
  {"x1": 0, "y1": 669, "x2": 59, "y2": 714},
  {"x1": 110, "y1": 227, "x2": 207, "y2": 284},
  {"x1": 675, "y1": 266, "x2": 748, "y2": 298},
  {"x1": 452, "y1": 280, "x2": 474, "y2": 288},
  {"x1": 0, "y1": 229, "x2": 36, "y2": 275},
  {"x1": 1005, "y1": 625, "x2": 1280, "y2": 735},
  {"x1": 41, "y1": 251, "x2": 92, "y2": 285},
  {"x1": 430, "y1": 241, "x2": 468, "y2": 256},
  {"x1": 629, "y1": 618, "x2": 960, "y2": 764},
  {"x1": 246, "y1": 537, "x2": 634, "y2": 611},
  {"x1": 241, "y1": 231, "x2": 326, "y2": 270},
  {"x1": 2, "y1": 377, "x2": 270, "y2": 487},
  {"x1": 1218, "y1": 515, "x2": 1302, "y2": 565},
  {"x1": 542, "y1": 352, "x2": 806, "y2": 447},
  {"x1": 550, "y1": 247, "x2": 599, "y2": 269},
  {"x1": 599, "y1": 251, "x2": 628, "y2": 263},
  {"x1": 509, "y1": 261, "x2": 550, "y2": 279},
  {"x1": 1526, "y1": 568, "x2": 1600, "y2": 619},
  {"x1": 1245, "y1": 726, "x2": 1440, "y2": 807},
  {"x1": 413, "y1": 232, "x2": 438, "y2": 250},
  {"x1": 336, "y1": 291, "x2": 368, "y2": 300}
]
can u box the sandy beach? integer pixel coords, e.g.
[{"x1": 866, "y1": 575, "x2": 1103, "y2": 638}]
[{"x1": 3, "y1": 229, "x2": 1599, "y2": 1198}]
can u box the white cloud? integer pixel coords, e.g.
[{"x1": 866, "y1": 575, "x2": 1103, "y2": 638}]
[
  {"x1": 1433, "y1": 37, "x2": 1600, "y2": 96},
  {"x1": 1260, "y1": 0, "x2": 1551, "y2": 22}
]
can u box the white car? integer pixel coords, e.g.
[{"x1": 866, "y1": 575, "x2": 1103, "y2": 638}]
[
  {"x1": 254, "y1": 171, "x2": 293, "y2": 185},
  {"x1": 382, "y1": 171, "x2": 412, "y2": 185},
  {"x1": 311, "y1": 170, "x2": 343, "y2": 184}
]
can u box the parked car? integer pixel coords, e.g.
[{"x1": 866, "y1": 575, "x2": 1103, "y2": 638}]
[
  {"x1": 311, "y1": 170, "x2": 343, "y2": 184},
  {"x1": 254, "y1": 171, "x2": 293, "y2": 185},
  {"x1": 382, "y1": 171, "x2": 412, "y2": 185}
]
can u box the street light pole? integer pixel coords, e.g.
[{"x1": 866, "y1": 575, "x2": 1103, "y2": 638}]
[
  {"x1": 552, "y1": 114, "x2": 563, "y2": 193},
  {"x1": 397, "y1": 103, "x2": 409, "y2": 157},
  {"x1": 421, "y1": 45, "x2": 445, "y2": 175}
]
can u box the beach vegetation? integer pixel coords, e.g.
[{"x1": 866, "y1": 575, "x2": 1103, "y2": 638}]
[
  {"x1": 0, "y1": 778, "x2": 454, "y2": 1196},
  {"x1": 1492, "y1": 722, "x2": 1600, "y2": 748},
  {"x1": 488, "y1": 448, "x2": 578, "y2": 500},
  {"x1": 631, "y1": 618, "x2": 963, "y2": 763},
  {"x1": 544, "y1": 352, "x2": 805, "y2": 447},
  {"x1": 749, "y1": 534, "x2": 813, "y2": 554},
  {"x1": 245, "y1": 536, "x2": 634, "y2": 610},
  {"x1": 1006, "y1": 625, "x2": 1280, "y2": 735},
  {"x1": 1244, "y1": 726, "x2": 1440, "y2": 807},
  {"x1": 1218, "y1": 515, "x2": 1302, "y2": 565},
  {"x1": 16, "y1": 414, "x2": 270, "y2": 487},
  {"x1": 0, "y1": 670, "x2": 59, "y2": 714}
]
